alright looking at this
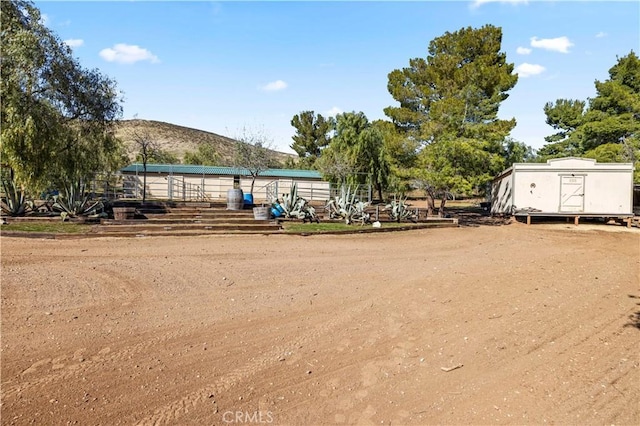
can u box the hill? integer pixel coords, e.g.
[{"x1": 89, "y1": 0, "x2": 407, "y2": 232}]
[{"x1": 114, "y1": 119, "x2": 296, "y2": 165}]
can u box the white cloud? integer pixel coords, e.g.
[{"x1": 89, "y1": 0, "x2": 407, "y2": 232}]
[
  {"x1": 470, "y1": 0, "x2": 528, "y2": 9},
  {"x1": 64, "y1": 39, "x2": 84, "y2": 48},
  {"x1": 595, "y1": 31, "x2": 607, "y2": 38},
  {"x1": 325, "y1": 106, "x2": 343, "y2": 117},
  {"x1": 99, "y1": 43, "x2": 159, "y2": 64},
  {"x1": 260, "y1": 80, "x2": 288, "y2": 92},
  {"x1": 516, "y1": 46, "x2": 532, "y2": 55},
  {"x1": 514, "y1": 63, "x2": 545, "y2": 78},
  {"x1": 530, "y1": 36, "x2": 574, "y2": 53}
]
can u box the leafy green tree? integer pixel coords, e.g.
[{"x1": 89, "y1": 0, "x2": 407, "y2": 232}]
[
  {"x1": 539, "y1": 51, "x2": 640, "y2": 181},
  {"x1": 183, "y1": 143, "x2": 219, "y2": 165},
  {"x1": 318, "y1": 112, "x2": 391, "y2": 200},
  {"x1": 541, "y1": 99, "x2": 586, "y2": 143},
  {"x1": 372, "y1": 120, "x2": 419, "y2": 194},
  {"x1": 1, "y1": 0, "x2": 123, "y2": 192},
  {"x1": 315, "y1": 148, "x2": 353, "y2": 185},
  {"x1": 583, "y1": 51, "x2": 640, "y2": 152},
  {"x1": 290, "y1": 111, "x2": 334, "y2": 169},
  {"x1": 502, "y1": 137, "x2": 535, "y2": 165},
  {"x1": 385, "y1": 25, "x2": 518, "y2": 215}
]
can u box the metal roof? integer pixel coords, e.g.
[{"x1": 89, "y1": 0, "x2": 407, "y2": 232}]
[{"x1": 120, "y1": 163, "x2": 322, "y2": 179}]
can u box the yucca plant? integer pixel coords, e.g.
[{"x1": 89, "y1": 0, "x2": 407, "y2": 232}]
[
  {"x1": 385, "y1": 194, "x2": 416, "y2": 223},
  {"x1": 0, "y1": 178, "x2": 32, "y2": 216},
  {"x1": 52, "y1": 181, "x2": 105, "y2": 219}
]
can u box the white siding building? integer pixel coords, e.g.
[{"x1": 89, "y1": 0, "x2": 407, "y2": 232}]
[
  {"x1": 119, "y1": 164, "x2": 331, "y2": 203},
  {"x1": 491, "y1": 158, "x2": 634, "y2": 223}
]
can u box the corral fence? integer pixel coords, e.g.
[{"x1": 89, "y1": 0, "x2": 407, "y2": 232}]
[{"x1": 86, "y1": 172, "x2": 371, "y2": 205}]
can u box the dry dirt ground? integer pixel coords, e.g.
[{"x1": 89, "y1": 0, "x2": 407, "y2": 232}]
[{"x1": 1, "y1": 223, "x2": 639, "y2": 426}]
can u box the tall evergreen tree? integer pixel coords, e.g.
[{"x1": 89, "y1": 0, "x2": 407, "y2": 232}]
[
  {"x1": 385, "y1": 25, "x2": 518, "y2": 215},
  {"x1": 290, "y1": 111, "x2": 333, "y2": 169},
  {"x1": 538, "y1": 51, "x2": 640, "y2": 181}
]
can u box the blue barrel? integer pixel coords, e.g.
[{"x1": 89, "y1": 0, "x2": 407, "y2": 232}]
[
  {"x1": 243, "y1": 193, "x2": 254, "y2": 207},
  {"x1": 275, "y1": 203, "x2": 285, "y2": 214},
  {"x1": 271, "y1": 206, "x2": 282, "y2": 217}
]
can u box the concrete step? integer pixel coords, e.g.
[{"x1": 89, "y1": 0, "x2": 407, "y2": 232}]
[{"x1": 144, "y1": 212, "x2": 255, "y2": 219}]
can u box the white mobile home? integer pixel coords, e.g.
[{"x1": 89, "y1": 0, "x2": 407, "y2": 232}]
[{"x1": 491, "y1": 157, "x2": 634, "y2": 221}]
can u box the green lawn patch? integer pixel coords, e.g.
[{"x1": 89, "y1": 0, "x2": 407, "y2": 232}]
[
  {"x1": 1, "y1": 222, "x2": 92, "y2": 234},
  {"x1": 282, "y1": 221, "x2": 423, "y2": 234}
]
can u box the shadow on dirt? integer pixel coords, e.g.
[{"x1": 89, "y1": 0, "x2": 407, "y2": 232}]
[
  {"x1": 625, "y1": 294, "x2": 640, "y2": 330},
  {"x1": 448, "y1": 207, "x2": 512, "y2": 227}
]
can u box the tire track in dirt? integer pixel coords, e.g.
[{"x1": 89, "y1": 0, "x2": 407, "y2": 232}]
[
  {"x1": 2, "y1": 326, "x2": 188, "y2": 401},
  {"x1": 550, "y1": 307, "x2": 640, "y2": 424},
  {"x1": 2, "y1": 266, "x2": 153, "y2": 399},
  {"x1": 135, "y1": 298, "x2": 378, "y2": 426},
  {"x1": 3, "y1": 260, "x2": 181, "y2": 403}
]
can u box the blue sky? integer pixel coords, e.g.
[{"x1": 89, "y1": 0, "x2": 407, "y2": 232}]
[{"x1": 36, "y1": 0, "x2": 639, "y2": 154}]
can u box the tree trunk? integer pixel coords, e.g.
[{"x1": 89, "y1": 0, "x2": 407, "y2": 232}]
[
  {"x1": 425, "y1": 188, "x2": 436, "y2": 217},
  {"x1": 142, "y1": 161, "x2": 147, "y2": 203},
  {"x1": 250, "y1": 175, "x2": 257, "y2": 196},
  {"x1": 438, "y1": 196, "x2": 447, "y2": 218}
]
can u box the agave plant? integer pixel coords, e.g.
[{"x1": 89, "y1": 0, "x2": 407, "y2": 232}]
[
  {"x1": 278, "y1": 183, "x2": 299, "y2": 216},
  {"x1": 325, "y1": 185, "x2": 371, "y2": 225},
  {"x1": 276, "y1": 183, "x2": 319, "y2": 223},
  {"x1": 52, "y1": 181, "x2": 105, "y2": 218},
  {"x1": 385, "y1": 194, "x2": 416, "y2": 223},
  {"x1": 0, "y1": 178, "x2": 32, "y2": 217}
]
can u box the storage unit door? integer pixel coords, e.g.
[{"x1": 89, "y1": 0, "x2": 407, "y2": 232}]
[{"x1": 559, "y1": 175, "x2": 584, "y2": 212}]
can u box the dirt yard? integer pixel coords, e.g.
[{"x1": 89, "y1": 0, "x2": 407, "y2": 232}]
[{"x1": 1, "y1": 223, "x2": 639, "y2": 425}]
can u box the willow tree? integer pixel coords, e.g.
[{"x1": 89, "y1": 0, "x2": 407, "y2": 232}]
[
  {"x1": 1, "y1": 0, "x2": 123, "y2": 192},
  {"x1": 317, "y1": 112, "x2": 390, "y2": 201},
  {"x1": 385, "y1": 25, "x2": 518, "y2": 215}
]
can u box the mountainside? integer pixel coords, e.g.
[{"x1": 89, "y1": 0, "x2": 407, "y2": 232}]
[{"x1": 114, "y1": 119, "x2": 296, "y2": 165}]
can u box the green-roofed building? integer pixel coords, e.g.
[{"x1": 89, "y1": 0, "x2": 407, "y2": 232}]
[{"x1": 119, "y1": 163, "x2": 330, "y2": 202}]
